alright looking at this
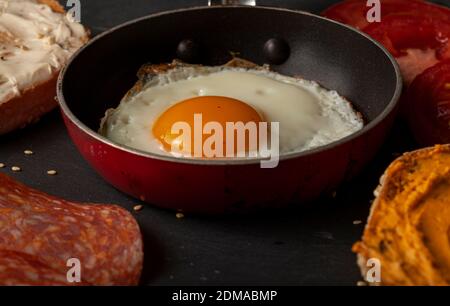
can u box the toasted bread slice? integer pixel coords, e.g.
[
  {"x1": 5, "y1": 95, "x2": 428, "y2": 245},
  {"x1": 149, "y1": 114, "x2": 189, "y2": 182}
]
[
  {"x1": 353, "y1": 145, "x2": 450, "y2": 286},
  {"x1": 0, "y1": 0, "x2": 88, "y2": 135}
]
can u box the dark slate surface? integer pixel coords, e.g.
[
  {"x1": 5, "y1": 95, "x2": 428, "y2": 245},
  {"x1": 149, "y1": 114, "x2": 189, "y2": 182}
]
[{"x1": 0, "y1": 0, "x2": 440, "y2": 285}]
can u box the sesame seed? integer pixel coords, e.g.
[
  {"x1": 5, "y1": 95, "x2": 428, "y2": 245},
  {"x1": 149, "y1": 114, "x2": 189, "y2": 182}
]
[
  {"x1": 176, "y1": 212, "x2": 185, "y2": 219},
  {"x1": 357, "y1": 281, "x2": 367, "y2": 286},
  {"x1": 133, "y1": 205, "x2": 143, "y2": 212},
  {"x1": 0, "y1": 163, "x2": 4, "y2": 168},
  {"x1": 353, "y1": 220, "x2": 363, "y2": 225},
  {"x1": 47, "y1": 170, "x2": 57, "y2": 176},
  {"x1": 24, "y1": 150, "x2": 34, "y2": 155},
  {"x1": 11, "y1": 166, "x2": 21, "y2": 172}
]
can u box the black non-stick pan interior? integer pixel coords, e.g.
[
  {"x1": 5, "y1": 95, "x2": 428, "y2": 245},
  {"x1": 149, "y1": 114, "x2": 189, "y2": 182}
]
[{"x1": 62, "y1": 6, "x2": 399, "y2": 131}]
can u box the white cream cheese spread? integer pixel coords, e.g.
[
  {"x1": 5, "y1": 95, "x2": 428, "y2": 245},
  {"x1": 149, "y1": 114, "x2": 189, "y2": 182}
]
[{"x1": 0, "y1": 0, "x2": 87, "y2": 103}]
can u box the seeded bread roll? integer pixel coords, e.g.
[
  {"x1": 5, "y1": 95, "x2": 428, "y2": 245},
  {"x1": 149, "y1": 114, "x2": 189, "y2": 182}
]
[{"x1": 0, "y1": 0, "x2": 88, "y2": 135}]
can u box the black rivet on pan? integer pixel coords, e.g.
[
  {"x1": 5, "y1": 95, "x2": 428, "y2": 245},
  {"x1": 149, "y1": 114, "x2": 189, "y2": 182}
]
[
  {"x1": 176, "y1": 39, "x2": 201, "y2": 63},
  {"x1": 263, "y1": 38, "x2": 290, "y2": 65}
]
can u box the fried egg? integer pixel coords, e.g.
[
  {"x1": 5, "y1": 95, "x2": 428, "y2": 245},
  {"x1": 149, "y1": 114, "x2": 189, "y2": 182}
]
[{"x1": 100, "y1": 59, "x2": 364, "y2": 158}]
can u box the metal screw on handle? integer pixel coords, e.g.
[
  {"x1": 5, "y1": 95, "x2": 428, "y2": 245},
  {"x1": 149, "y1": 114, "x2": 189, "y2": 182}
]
[{"x1": 208, "y1": 0, "x2": 256, "y2": 6}]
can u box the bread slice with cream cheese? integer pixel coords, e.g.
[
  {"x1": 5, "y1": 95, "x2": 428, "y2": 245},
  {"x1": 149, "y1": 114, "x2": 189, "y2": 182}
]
[{"x1": 0, "y1": 0, "x2": 88, "y2": 134}]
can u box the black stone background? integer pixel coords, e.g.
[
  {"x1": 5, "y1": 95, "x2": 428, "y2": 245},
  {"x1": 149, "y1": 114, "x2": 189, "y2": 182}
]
[{"x1": 0, "y1": 0, "x2": 447, "y2": 285}]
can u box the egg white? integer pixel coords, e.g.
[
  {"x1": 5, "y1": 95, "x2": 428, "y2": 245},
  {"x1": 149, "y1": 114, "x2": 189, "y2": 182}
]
[{"x1": 100, "y1": 65, "x2": 364, "y2": 158}]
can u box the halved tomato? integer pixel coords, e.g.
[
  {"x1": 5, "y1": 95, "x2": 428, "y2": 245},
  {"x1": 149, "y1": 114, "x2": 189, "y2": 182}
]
[
  {"x1": 364, "y1": 15, "x2": 450, "y2": 58},
  {"x1": 364, "y1": 14, "x2": 450, "y2": 84},
  {"x1": 407, "y1": 59, "x2": 450, "y2": 145},
  {"x1": 322, "y1": 0, "x2": 450, "y2": 30}
]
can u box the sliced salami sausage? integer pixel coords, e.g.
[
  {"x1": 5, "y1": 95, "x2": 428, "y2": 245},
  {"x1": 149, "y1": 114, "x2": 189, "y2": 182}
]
[
  {"x1": 0, "y1": 173, "x2": 143, "y2": 285},
  {"x1": 0, "y1": 250, "x2": 87, "y2": 286}
]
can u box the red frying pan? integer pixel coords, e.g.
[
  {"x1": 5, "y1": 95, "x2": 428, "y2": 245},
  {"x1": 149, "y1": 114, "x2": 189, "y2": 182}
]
[{"x1": 58, "y1": 2, "x2": 402, "y2": 213}]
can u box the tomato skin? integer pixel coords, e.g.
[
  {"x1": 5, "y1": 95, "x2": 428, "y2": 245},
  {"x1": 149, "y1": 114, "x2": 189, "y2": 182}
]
[
  {"x1": 364, "y1": 14, "x2": 450, "y2": 85},
  {"x1": 407, "y1": 60, "x2": 450, "y2": 146},
  {"x1": 322, "y1": 0, "x2": 450, "y2": 30},
  {"x1": 364, "y1": 15, "x2": 450, "y2": 58},
  {"x1": 323, "y1": 0, "x2": 450, "y2": 144},
  {"x1": 323, "y1": 1, "x2": 450, "y2": 85}
]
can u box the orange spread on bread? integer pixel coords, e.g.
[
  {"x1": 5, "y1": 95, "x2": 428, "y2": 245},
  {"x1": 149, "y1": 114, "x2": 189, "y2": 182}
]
[{"x1": 353, "y1": 145, "x2": 450, "y2": 286}]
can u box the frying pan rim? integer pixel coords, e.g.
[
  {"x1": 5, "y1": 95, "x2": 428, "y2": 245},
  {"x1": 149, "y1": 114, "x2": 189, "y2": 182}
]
[{"x1": 57, "y1": 5, "x2": 403, "y2": 166}]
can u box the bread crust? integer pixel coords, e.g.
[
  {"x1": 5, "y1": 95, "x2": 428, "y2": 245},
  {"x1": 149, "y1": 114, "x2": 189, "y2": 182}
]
[
  {"x1": 37, "y1": 0, "x2": 65, "y2": 13},
  {"x1": 0, "y1": 73, "x2": 58, "y2": 135}
]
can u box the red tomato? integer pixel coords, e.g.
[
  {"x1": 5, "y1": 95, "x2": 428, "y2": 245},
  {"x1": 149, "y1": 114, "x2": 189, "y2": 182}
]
[
  {"x1": 365, "y1": 14, "x2": 450, "y2": 84},
  {"x1": 364, "y1": 15, "x2": 450, "y2": 57},
  {"x1": 407, "y1": 59, "x2": 450, "y2": 146},
  {"x1": 322, "y1": 0, "x2": 450, "y2": 30}
]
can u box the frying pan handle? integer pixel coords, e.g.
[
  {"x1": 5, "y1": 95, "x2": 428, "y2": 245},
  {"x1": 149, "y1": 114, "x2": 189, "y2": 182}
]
[{"x1": 208, "y1": 0, "x2": 256, "y2": 6}]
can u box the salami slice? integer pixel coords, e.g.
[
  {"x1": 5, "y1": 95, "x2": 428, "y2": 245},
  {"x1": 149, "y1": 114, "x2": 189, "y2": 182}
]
[
  {"x1": 0, "y1": 173, "x2": 143, "y2": 285},
  {"x1": 0, "y1": 250, "x2": 87, "y2": 286}
]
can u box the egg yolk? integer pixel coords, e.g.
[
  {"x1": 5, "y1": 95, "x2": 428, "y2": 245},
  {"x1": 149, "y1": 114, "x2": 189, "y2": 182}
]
[{"x1": 152, "y1": 96, "x2": 263, "y2": 157}]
